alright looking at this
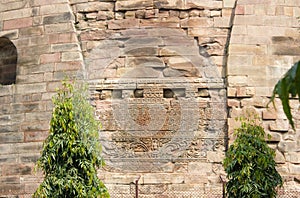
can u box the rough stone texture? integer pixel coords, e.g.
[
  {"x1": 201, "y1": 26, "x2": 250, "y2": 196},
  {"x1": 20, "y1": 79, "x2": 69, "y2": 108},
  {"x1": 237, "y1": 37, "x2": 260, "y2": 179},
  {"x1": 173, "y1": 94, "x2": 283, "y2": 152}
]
[
  {"x1": 0, "y1": 0, "x2": 300, "y2": 197},
  {"x1": 227, "y1": 0, "x2": 300, "y2": 189},
  {"x1": 0, "y1": 0, "x2": 84, "y2": 197}
]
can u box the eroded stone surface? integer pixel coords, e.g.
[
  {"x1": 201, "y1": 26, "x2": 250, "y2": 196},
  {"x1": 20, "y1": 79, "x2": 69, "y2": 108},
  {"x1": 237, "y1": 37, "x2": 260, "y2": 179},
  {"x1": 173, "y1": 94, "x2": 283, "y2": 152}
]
[
  {"x1": 86, "y1": 28, "x2": 226, "y2": 174},
  {"x1": 1, "y1": 0, "x2": 300, "y2": 197}
]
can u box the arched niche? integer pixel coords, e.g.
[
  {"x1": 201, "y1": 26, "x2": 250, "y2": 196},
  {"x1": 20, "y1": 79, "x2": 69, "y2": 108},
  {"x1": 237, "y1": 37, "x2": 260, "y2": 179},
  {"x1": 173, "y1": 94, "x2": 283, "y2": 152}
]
[{"x1": 0, "y1": 37, "x2": 17, "y2": 85}]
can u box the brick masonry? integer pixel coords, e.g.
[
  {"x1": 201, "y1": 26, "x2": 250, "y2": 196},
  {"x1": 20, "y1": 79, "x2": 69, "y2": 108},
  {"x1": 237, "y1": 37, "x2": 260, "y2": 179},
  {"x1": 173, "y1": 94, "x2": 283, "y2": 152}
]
[{"x1": 0, "y1": 0, "x2": 299, "y2": 197}]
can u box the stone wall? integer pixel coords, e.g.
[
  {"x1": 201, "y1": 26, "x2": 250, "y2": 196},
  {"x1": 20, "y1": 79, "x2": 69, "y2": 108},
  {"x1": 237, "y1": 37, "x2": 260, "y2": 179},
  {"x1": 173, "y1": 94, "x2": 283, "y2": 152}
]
[
  {"x1": 72, "y1": 0, "x2": 230, "y2": 195},
  {"x1": 227, "y1": 0, "x2": 300, "y2": 187},
  {"x1": 0, "y1": 0, "x2": 84, "y2": 196},
  {"x1": 0, "y1": 0, "x2": 299, "y2": 197}
]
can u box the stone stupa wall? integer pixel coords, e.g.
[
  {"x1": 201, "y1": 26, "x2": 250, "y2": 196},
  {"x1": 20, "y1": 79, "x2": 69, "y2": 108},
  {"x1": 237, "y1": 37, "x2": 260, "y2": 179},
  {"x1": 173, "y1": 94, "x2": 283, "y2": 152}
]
[{"x1": 0, "y1": 0, "x2": 299, "y2": 196}]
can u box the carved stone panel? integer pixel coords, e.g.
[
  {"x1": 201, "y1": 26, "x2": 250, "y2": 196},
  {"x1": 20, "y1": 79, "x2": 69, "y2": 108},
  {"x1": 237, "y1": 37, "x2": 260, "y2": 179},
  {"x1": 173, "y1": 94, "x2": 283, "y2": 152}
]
[{"x1": 87, "y1": 28, "x2": 227, "y2": 172}]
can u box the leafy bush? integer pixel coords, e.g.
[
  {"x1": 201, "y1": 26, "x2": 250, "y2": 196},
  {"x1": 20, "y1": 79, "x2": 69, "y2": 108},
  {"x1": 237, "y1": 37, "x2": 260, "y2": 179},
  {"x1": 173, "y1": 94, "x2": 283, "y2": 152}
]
[
  {"x1": 223, "y1": 116, "x2": 282, "y2": 198},
  {"x1": 33, "y1": 80, "x2": 109, "y2": 198}
]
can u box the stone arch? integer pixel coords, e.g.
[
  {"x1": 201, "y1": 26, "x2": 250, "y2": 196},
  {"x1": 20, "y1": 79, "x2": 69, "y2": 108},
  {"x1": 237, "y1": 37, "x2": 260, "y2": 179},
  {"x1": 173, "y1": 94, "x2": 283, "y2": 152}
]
[{"x1": 0, "y1": 37, "x2": 17, "y2": 85}]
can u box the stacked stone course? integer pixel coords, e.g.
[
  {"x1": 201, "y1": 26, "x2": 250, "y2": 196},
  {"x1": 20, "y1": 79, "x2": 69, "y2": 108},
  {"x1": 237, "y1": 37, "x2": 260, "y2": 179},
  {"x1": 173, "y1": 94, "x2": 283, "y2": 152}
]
[
  {"x1": 227, "y1": 0, "x2": 300, "y2": 187},
  {"x1": 0, "y1": 0, "x2": 299, "y2": 197},
  {"x1": 71, "y1": 0, "x2": 231, "y2": 74},
  {"x1": 0, "y1": 0, "x2": 84, "y2": 196}
]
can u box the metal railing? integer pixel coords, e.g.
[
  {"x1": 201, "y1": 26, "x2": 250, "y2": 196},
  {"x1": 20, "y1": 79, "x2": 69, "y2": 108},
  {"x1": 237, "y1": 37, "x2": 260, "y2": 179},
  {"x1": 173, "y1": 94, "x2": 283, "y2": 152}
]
[
  {"x1": 106, "y1": 184, "x2": 300, "y2": 198},
  {"x1": 3, "y1": 186, "x2": 300, "y2": 198}
]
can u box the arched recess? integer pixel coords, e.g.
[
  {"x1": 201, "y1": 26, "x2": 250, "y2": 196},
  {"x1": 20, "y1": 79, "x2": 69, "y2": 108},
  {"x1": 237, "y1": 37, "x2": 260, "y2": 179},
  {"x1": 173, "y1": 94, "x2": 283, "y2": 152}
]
[{"x1": 0, "y1": 37, "x2": 17, "y2": 85}]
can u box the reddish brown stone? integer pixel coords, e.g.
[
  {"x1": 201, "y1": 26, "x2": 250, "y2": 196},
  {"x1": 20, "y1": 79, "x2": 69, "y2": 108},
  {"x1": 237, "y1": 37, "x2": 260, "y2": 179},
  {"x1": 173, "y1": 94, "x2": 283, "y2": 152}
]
[
  {"x1": 80, "y1": 29, "x2": 111, "y2": 41},
  {"x1": 116, "y1": 0, "x2": 153, "y2": 11},
  {"x1": 24, "y1": 131, "x2": 49, "y2": 142},
  {"x1": 40, "y1": 53, "x2": 61, "y2": 64},
  {"x1": 2, "y1": 164, "x2": 32, "y2": 176},
  {"x1": 108, "y1": 18, "x2": 140, "y2": 30},
  {"x1": 235, "y1": 5, "x2": 245, "y2": 15},
  {"x1": 3, "y1": 17, "x2": 33, "y2": 30}
]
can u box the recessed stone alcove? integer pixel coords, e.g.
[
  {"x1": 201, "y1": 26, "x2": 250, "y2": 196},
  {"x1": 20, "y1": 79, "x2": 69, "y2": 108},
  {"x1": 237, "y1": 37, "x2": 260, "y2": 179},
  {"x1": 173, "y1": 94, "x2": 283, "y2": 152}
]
[{"x1": 0, "y1": 37, "x2": 17, "y2": 85}]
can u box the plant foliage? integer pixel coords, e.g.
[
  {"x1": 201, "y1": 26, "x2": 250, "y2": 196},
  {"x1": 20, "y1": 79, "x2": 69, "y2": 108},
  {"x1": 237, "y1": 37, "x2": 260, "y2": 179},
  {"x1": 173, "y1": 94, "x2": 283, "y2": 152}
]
[
  {"x1": 223, "y1": 117, "x2": 283, "y2": 198},
  {"x1": 33, "y1": 80, "x2": 109, "y2": 198},
  {"x1": 268, "y1": 61, "x2": 300, "y2": 130}
]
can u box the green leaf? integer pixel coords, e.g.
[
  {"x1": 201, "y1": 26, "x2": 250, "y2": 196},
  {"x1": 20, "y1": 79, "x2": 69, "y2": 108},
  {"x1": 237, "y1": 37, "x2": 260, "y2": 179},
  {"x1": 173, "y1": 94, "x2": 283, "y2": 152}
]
[
  {"x1": 223, "y1": 115, "x2": 283, "y2": 198},
  {"x1": 295, "y1": 61, "x2": 300, "y2": 101},
  {"x1": 268, "y1": 61, "x2": 300, "y2": 130},
  {"x1": 33, "y1": 79, "x2": 109, "y2": 198}
]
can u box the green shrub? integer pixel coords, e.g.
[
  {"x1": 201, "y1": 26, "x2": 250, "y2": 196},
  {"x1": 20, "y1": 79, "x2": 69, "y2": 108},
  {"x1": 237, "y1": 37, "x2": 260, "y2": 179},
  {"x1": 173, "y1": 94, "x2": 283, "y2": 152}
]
[
  {"x1": 223, "y1": 116, "x2": 282, "y2": 198},
  {"x1": 33, "y1": 80, "x2": 109, "y2": 198}
]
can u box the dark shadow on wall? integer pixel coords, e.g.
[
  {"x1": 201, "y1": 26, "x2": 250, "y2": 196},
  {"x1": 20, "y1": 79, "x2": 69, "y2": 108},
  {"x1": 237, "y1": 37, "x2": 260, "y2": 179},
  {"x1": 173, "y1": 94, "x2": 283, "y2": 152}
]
[{"x1": 0, "y1": 37, "x2": 17, "y2": 85}]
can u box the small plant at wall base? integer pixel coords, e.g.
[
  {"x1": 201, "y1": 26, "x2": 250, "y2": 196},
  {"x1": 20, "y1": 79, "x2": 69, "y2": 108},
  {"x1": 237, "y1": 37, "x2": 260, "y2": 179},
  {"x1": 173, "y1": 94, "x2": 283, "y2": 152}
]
[
  {"x1": 223, "y1": 116, "x2": 283, "y2": 198},
  {"x1": 33, "y1": 80, "x2": 109, "y2": 198}
]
